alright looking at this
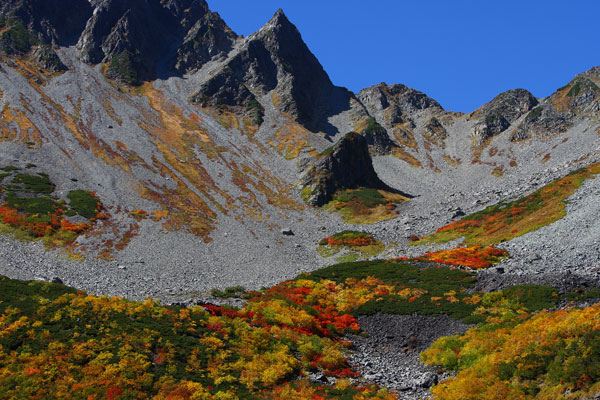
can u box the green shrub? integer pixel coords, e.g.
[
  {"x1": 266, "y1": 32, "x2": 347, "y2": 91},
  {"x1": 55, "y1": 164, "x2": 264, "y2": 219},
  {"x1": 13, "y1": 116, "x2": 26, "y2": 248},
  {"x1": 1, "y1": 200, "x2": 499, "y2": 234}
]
[
  {"x1": 567, "y1": 78, "x2": 599, "y2": 97},
  {"x1": 319, "y1": 145, "x2": 335, "y2": 157},
  {"x1": 501, "y1": 284, "x2": 560, "y2": 311},
  {"x1": 67, "y1": 190, "x2": 99, "y2": 219},
  {"x1": 361, "y1": 117, "x2": 383, "y2": 135},
  {"x1": 12, "y1": 173, "x2": 53, "y2": 194},
  {"x1": 334, "y1": 188, "x2": 385, "y2": 208},
  {"x1": 5, "y1": 192, "x2": 57, "y2": 215},
  {"x1": 0, "y1": 17, "x2": 37, "y2": 55},
  {"x1": 302, "y1": 260, "x2": 480, "y2": 321},
  {"x1": 245, "y1": 98, "x2": 264, "y2": 125},
  {"x1": 210, "y1": 286, "x2": 246, "y2": 299}
]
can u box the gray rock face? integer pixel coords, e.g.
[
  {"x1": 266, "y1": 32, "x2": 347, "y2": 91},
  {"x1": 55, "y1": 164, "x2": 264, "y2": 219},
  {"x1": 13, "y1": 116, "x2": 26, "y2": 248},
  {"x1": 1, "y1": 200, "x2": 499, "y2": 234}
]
[
  {"x1": 32, "y1": 44, "x2": 67, "y2": 72},
  {"x1": 190, "y1": 9, "x2": 347, "y2": 132},
  {"x1": 300, "y1": 132, "x2": 397, "y2": 206},
  {"x1": 511, "y1": 104, "x2": 570, "y2": 141},
  {"x1": 358, "y1": 83, "x2": 443, "y2": 125},
  {"x1": 470, "y1": 89, "x2": 538, "y2": 145},
  {"x1": 77, "y1": 0, "x2": 232, "y2": 83},
  {"x1": 424, "y1": 116, "x2": 447, "y2": 146},
  {"x1": 172, "y1": 11, "x2": 237, "y2": 73},
  {"x1": 0, "y1": 0, "x2": 93, "y2": 47},
  {"x1": 512, "y1": 71, "x2": 600, "y2": 141},
  {"x1": 360, "y1": 117, "x2": 397, "y2": 155}
]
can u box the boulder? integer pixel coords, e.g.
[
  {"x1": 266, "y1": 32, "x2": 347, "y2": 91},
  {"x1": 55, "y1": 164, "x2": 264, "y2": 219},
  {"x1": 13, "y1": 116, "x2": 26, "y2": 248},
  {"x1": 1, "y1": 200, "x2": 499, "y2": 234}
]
[{"x1": 300, "y1": 132, "x2": 404, "y2": 206}]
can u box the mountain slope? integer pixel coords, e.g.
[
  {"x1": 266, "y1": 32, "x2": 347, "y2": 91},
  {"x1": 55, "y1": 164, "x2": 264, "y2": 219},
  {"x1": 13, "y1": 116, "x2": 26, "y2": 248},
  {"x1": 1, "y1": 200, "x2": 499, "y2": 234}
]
[{"x1": 0, "y1": 0, "x2": 597, "y2": 304}]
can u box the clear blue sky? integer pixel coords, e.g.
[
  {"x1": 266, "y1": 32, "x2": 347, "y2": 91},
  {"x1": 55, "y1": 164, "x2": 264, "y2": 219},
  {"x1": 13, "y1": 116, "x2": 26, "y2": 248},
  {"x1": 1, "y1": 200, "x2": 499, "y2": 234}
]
[{"x1": 206, "y1": 1, "x2": 600, "y2": 113}]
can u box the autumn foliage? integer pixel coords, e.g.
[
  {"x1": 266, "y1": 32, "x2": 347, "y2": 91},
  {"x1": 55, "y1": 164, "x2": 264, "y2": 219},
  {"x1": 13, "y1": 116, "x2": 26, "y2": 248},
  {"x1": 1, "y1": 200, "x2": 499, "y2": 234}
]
[
  {"x1": 0, "y1": 168, "x2": 106, "y2": 248},
  {"x1": 0, "y1": 275, "x2": 397, "y2": 400},
  {"x1": 319, "y1": 230, "x2": 378, "y2": 247},
  {"x1": 416, "y1": 163, "x2": 600, "y2": 246},
  {"x1": 422, "y1": 300, "x2": 600, "y2": 399},
  {"x1": 420, "y1": 245, "x2": 509, "y2": 269}
]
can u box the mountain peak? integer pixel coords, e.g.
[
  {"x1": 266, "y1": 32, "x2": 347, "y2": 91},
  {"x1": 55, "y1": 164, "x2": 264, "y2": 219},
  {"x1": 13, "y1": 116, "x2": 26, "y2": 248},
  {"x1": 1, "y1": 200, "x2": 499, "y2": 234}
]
[
  {"x1": 258, "y1": 7, "x2": 296, "y2": 35},
  {"x1": 271, "y1": 8, "x2": 288, "y2": 23}
]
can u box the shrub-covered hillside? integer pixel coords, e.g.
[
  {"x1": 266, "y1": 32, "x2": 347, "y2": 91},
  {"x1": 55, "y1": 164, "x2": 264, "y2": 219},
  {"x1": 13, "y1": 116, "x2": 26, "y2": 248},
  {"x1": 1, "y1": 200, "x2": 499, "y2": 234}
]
[{"x1": 1, "y1": 259, "x2": 599, "y2": 399}]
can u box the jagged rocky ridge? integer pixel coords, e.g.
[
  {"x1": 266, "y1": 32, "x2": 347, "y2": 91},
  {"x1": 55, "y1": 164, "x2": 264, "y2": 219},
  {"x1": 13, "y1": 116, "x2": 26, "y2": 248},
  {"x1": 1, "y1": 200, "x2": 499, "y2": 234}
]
[
  {"x1": 512, "y1": 68, "x2": 600, "y2": 141},
  {"x1": 189, "y1": 9, "x2": 355, "y2": 132},
  {"x1": 1, "y1": 0, "x2": 597, "y2": 155},
  {"x1": 0, "y1": 0, "x2": 236, "y2": 83}
]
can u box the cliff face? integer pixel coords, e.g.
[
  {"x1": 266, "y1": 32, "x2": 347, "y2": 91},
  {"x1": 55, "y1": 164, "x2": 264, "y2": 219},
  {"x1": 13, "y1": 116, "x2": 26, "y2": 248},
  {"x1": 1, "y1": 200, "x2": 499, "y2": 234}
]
[
  {"x1": 469, "y1": 89, "x2": 538, "y2": 146},
  {"x1": 0, "y1": 0, "x2": 92, "y2": 48},
  {"x1": 0, "y1": 0, "x2": 236, "y2": 83},
  {"x1": 301, "y1": 132, "x2": 396, "y2": 206},
  {"x1": 77, "y1": 0, "x2": 237, "y2": 83},
  {"x1": 512, "y1": 70, "x2": 600, "y2": 141}
]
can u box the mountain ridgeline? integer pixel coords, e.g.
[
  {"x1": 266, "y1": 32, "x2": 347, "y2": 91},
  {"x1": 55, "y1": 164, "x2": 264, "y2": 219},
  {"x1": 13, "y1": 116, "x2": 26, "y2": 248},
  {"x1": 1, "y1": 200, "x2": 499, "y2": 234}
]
[
  {"x1": 1, "y1": 0, "x2": 598, "y2": 149},
  {"x1": 2, "y1": 2, "x2": 600, "y2": 399},
  {"x1": 0, "y1": 0, "x2": 599, "y2": 255}
]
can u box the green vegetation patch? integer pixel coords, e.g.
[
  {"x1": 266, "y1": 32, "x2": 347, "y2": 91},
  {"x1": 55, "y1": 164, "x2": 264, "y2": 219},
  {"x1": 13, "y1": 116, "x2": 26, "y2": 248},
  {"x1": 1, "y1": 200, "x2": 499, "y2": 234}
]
[
  {"x1": 0, "y1": 274, "x2": 397, "y2": 400},
  {"x1": 0, "y1": 17, "x2": 38, "y2": 55},
  {"x1": 421, "y1": 288, "x2": 600, "y2": 399},
  {"x1": 5, "y1": 192, "x2": 57, "y2": 215},
  {"x1": 245, "y1": 98, "x2": 264, "y2": 126},
  {"x1": 12, "y1": 173, "x2": 53, "y2": 193},
  {"x1": 67, "y1": 190, "x2": 100, "y2": 219},
  {"x1": 526, "y1": 105, "x2": 543, "y2": 120},
  {"x1": 325, "y1": 187, "x2": 408, "y2": 224},
  {"x1": 210, "y1": 285, "x2": 246, "y2": 299},
  {"x1": 303, "y1": 260, "x2": 482, "y2": 322},
  {"x1": 0, "y1": 167, "x2": 105, "y2": 248},
  {"x1": 568, "y1": 78, "x2": 599, "y2": 97},
  {"x1": 361, "y1": 117, "x2": 384, "y2": 135},
  {"x1": 318, "y1": 230, "x2": 385, "y2": 260},
  {"x1": 334, "y1": 188, "x2": 386, "y2": 208},
  {"x1": 107, "y1": 50, "x2": 140, "y2": 85}
]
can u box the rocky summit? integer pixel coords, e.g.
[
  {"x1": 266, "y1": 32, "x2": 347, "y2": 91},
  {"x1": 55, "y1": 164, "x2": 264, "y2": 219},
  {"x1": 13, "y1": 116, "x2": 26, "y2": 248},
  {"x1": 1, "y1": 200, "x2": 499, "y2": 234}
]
[{"x1": 0, "y1": 1, "x2": 600, "y2": 399}]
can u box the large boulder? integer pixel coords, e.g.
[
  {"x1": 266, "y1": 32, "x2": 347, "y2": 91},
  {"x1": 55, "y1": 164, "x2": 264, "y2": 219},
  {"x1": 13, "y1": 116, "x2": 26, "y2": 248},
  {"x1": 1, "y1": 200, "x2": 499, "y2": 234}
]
[{"x1": 300, "y1": 132, "x2": 398, "y2": 206}]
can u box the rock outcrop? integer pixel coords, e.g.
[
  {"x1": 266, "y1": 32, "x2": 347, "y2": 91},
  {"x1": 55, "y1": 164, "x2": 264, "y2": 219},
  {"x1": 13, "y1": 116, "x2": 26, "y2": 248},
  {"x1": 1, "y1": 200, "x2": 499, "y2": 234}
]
[
  {"x1": 301, "y1": 132, "x2": 398, "y2": 206},
  {"x1": 0, "y1": 0, "x2": 92, "y2": 48},
  {"x1": 0, "y1": 0, "x2": 92, "y2": 68},
  {"x1": 511, "y1": 69, "x2": 600, "y2": 141},
  {"x1": 32, "y1": 44, "x2": 67, "y2": 72},
  {"x1": 75, "y1": 0, "x2": 236, "y2": 83},
  {"x1": 358, "y1": 83, "x2": 443, "y2": 126},
  {"x1": 359, "y1": 117, "x2": 397, "y2": 155},
  {"x1": 470, "y1": 89, "x2": 538, "y2": 145},
  {"x1": 423, "y1": 117, "x2": 447, "y2": 147},
  {"x1": 172, "y1": 10, "x2": 238, "y2": 73}
]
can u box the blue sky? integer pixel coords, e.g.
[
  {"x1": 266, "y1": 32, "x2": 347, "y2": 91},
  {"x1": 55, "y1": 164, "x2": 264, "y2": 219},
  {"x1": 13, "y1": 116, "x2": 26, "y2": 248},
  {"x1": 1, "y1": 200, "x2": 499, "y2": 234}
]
[{"x1": 206, "y1": 1, "x2": 600, "y2": 113}]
